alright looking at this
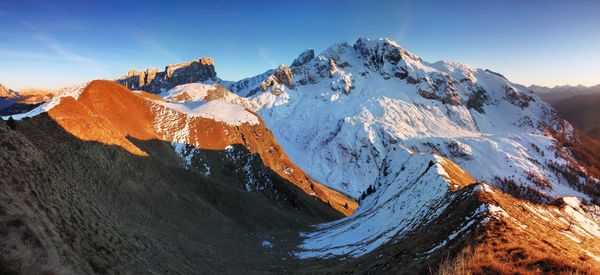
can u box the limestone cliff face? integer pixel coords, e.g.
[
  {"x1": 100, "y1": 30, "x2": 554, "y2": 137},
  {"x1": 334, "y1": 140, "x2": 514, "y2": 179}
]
[{"x1": 117, "y1": 57, "x2": 217, "y2": 93}]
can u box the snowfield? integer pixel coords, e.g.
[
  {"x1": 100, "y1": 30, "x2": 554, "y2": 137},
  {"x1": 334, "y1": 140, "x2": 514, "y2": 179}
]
[
  {"x1": 159, "y1": 82, "x2": 217, "y2": 101},
  {"x1": 294, "y1": 151, "x2": 457, "y2": 258},
  {"x1": 229, "y1": 37, "x2": 592, "y2": 202},
  {"x1": 152, "y1": 100, "x2": 259, "y2": 126}
]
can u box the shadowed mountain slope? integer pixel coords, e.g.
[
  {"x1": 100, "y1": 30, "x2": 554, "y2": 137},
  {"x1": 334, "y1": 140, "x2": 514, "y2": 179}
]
[{"x1": 0, "y1": 80, "x2": 356, "y2": 274}]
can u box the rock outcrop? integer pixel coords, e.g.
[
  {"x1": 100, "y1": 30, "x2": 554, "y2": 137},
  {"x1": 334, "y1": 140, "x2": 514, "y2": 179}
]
[
  {"x1": 291, "y1": 49, "x2": 315, "y2": 67},
  {"x1": 260, "y1": 65, "x2": 294, "y2": 95},
  {"x1": 116, "y1": 57, "x2": 217, "y2": 94},
  {"x1": 0, "y1": 83, "x2": 18, "y2": 98}
]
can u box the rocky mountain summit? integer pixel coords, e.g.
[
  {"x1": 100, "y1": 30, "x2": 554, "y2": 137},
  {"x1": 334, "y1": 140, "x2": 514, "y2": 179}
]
[
  {"x1": 0, "y1": 83, "x2": 18, "y2": 99},
  {"x1": 116, "y1": 57, "x2": 218, "y2": 93},
  {"x1": 0, "y1": 83, "x2": 19, "y2": 111},
  {"x1": 230, "y1": 38, "x2": 593, "y2": 203}
]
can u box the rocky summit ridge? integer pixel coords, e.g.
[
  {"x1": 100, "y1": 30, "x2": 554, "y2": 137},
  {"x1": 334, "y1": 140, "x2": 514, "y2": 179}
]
[{"x1": 116, "y1": 57, "x2": 217, "y2": 93}]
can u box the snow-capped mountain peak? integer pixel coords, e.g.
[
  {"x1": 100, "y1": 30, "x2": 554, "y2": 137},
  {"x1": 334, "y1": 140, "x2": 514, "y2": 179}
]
[{"x1": 221, "y1": 37, "x2": 598, "y2": 206}]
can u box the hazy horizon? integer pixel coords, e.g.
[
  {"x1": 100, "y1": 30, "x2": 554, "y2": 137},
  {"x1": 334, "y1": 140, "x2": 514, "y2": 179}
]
[{"x1": 1, "y1": 0, "x2": 599, "y2": 90}]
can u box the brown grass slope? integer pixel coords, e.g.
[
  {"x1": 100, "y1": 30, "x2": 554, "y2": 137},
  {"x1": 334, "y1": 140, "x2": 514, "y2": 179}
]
[
  {"x1": 49, "y1": 80, "x2": 356, "y2": 215},
  {"x1": 0, "y1": 80, "x2": 356, "y2": 274},
  {"x1": 0, "y1": 111, "x2": 343, "y2": 274},
  {"x1": 288, "y1": 171, "x2": 600, "y2": 274},
  {"x1": 436, "y1": 184, "x2": 600, "y2": 275}
]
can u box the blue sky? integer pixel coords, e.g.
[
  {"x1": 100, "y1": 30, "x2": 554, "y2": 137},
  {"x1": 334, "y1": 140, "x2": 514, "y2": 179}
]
[{"x1": 1, "y1": 0, "x2": 599, "y2": 90}]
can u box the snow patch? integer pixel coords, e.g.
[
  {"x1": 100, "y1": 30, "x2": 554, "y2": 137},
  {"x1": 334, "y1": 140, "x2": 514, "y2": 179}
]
[
  {"x1": 261, "y1": 240, "x2": 273, "y2": 249},
  {"x1": 160, "y1": 83, "x2": 216, "y2": 101},
  {"x1": 152, "y1": 100, "x2": 259, "y2": 126},
  {"x1": 585, "y1": 250, "x2": 600, "y2": 262},
  {"x1": 473, "y1": 183, "x2": 495, "y2": 194}
]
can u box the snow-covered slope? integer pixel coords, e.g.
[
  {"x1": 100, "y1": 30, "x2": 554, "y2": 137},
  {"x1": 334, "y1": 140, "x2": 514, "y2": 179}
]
[
  {"x1": 158, "y1": 83, "x2": 217, "y2": 101},
  {"x1": 3, "y1": 81, "x2": 259, "y2": 127},
  {"x1": 152, "y1": 100, "x2": 259, "y2": 126},
  {"x1": 158, "y1": 82, "x2": 258, "y2": 110},
  {"x1": 294, "y1": 149, "x2": 600, "y2": 264},
  {"x1": 220, "y1": 69, "x2": 275, "y2": 97},
  {"x1": 236, "y1": 37, "x2": 596, "y2": 204},
  {"x1": 295, "y1": 152, "x2": 473, "y2": 258}
]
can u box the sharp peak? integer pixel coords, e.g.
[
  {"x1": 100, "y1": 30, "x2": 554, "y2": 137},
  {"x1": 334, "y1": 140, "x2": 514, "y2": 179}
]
[
  {"x1": 314, "y1": 37, "x2": 421, "y2": 62},
  {"x1": 355, "y1": 36, "x2": 401, "y2": 46}
]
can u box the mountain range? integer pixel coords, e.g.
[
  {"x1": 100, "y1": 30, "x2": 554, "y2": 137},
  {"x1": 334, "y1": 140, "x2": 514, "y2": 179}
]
[
  {"x1": 1, "y1": 38, "x2": 600, "y2": 274},
  {"x1": 0, "y1": 85, "x2": 57, "y2": 116},
  {"x1": 531, "y1": 85, "x2": 600, "y2": 140}
]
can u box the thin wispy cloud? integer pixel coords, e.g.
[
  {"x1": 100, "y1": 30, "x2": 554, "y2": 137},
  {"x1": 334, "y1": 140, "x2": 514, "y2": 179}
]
[
  {"x1": 0, "y1": 48, "x2": 59, "y2": 60},
  {"x1": 132, "y1": 29, "x2": 182, "y2": 62},
  {"x1": 257, "y1": 47, "x2": 276, "y2": 68},
  {"x1": 17, "y1": 19, "x2": 109, "y2": 75},
  {"x1": 395, "y1": 21, "x2": 412, "y2": 42},
  {"x1": 33, "y1": 33, "x2": 108, "y2": 74}
]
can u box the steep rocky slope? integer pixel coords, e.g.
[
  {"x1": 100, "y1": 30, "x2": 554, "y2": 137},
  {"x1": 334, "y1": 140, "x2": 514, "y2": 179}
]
[
  {"x1": 16, "y1": 80, "x2": 356, "y2": 215},
  {"x1": 227, "y1": 38, "x2": 600, "y2": 207},
  {"x1": 116, "y1": 57, "x2": 218, "y2": 93},
  {"x1": 288, "y1": 165, "x2": 600, "y2": 274}
]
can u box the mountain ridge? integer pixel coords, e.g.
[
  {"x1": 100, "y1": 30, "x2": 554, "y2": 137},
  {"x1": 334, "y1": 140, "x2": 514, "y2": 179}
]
[
  {"x1": 107, "y1": 37, "x2": 600, "y2": 271},
  {"x1": 530, "y1": 84, "x2": 600, "y2": 140},
  {"x1": 2, "y1": 37, "x2": 600, "y2": 273},
  {"x1": 223, "y1": 37, "x2": 598, "y2": 204}
]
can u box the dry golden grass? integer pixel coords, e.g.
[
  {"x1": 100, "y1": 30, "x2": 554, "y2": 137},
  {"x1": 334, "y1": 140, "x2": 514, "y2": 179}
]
[
  {"x1": 46, "y1": 80, "x2": 357, "y2": 215},
  {"x1": 435, "y1": 241, "x2": 597, "y2": 275},
  {"x1": 433, "y1": 183, "x2": 600, "y2": 275},
  {"x1": 436, "y1": 155, "x2": 476, "y2": 190}
]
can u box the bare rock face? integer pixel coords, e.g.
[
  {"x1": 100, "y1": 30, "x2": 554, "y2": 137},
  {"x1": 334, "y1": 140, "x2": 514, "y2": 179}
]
[
  {"x1": 260, "y1": 65, "x2": 294, "y2": 95},
  {"x1": 505, "y1": 85, "x2": 534, "y2": 108},
  {"x1": 117, "y1": 57, "x2": 217, "y2": 94},
  {"x1": 466, "y1": 88, "x2": 488, "y2": 113},
  {"x1": 353, "y1": 37, "x2": 421, "y2": 72},
  {"x1": 272, "y1": 64, "x2": 294, "y2": 87},
  {"x1": 416, "y1": 74, "x2": 461, "y2": 106},
  {"x1": 0, "y1": 84, "x2": 20, "y2": 112},
  {"x1": 291, "y1": 49, "x2": 315, "y2": 67}
]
